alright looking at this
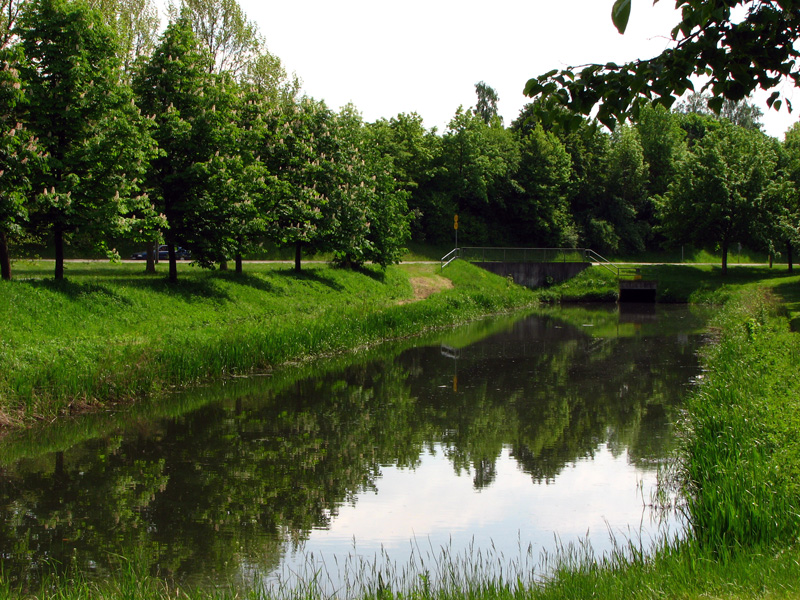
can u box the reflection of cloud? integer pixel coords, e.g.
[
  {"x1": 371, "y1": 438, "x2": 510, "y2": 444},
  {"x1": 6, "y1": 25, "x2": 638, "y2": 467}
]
[{"x1": 299, "y1": 445, "x2": 675, "y2": 558}]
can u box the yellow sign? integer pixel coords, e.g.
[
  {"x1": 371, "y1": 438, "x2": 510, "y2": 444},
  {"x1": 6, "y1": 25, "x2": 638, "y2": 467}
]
[{"x1": 454, "y1": 214, "x2": 458, "y2": 230}]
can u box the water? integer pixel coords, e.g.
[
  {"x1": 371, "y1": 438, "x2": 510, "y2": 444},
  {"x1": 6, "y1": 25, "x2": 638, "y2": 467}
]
[{"x1": 0, "y1": 304, "x2": 708, "y2": 594}]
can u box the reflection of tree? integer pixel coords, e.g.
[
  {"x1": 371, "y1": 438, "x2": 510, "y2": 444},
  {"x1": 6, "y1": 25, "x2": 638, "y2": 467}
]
[{"x1": 0, "y1": 308, "x2": 703, "y2": 587}]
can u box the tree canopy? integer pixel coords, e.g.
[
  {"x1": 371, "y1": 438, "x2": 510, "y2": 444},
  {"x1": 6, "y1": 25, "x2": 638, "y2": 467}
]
[{"x1": 525, "y1": 0, "x2": 800, "y2": 129}]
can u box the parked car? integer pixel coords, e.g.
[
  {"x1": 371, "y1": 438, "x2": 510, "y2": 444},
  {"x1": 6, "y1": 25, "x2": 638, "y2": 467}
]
[{"x1": 130, "y1": 245, "x2": 191, "y2": 260}]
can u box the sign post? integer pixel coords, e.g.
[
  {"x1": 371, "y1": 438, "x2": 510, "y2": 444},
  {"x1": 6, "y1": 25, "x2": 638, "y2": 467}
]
[{"x1": 454, "y1": 214, "x2": 458, "y2": 251}]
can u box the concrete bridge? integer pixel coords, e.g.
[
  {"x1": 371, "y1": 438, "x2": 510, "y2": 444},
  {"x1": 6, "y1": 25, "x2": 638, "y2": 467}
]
[{"x1": 441, "y1": 247, "x2": 657, "y2": 302}]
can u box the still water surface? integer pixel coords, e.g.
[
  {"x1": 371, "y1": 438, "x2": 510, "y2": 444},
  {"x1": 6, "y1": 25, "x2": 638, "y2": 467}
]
[{"x1": 0, "y1": 304, "x2": 708, "y2": 593}]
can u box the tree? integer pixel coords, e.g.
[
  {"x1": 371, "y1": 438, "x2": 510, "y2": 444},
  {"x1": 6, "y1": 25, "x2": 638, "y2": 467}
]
[
  {"x1": 178, "y1": 72, "x2": 273, "y2": 272},
  {"x1": 86, "y1": 0, "x2": 160, "y2": 73},
  {"x1": 475, "y1": 81, "x2": 500, "y2": 125},
  {"x1": 439, "y1": 107, "x2": 519, "y2": 244},
  {"x1": 133, "y1": 20, "x2": 216, "y2": 282},
  {"x1": 170, "y1": 0, "x2": 261, "y2": 77},
  {"x1": 525, "y1": 0, "x2": 800, "y2": 129},
  {"x1": 657, "y1": 122, "x2": 779, "y2": 274},
  {"x1": 0, "y1": 0, "x2": 26, "y2": 49},
  {"x1": 676, "y1": 92, "x2": 765, "y2": 131},
  {"x1": 602, "y1": 125, "x2": 651, "y2": 252},
  {"x1": 259, "y1": 96, "x2": 331, "y2": 272},
  {"x1": 367, "y1": 112, "x2": 441, "y2": 244},
  {"x1": 507, "y1": 124, "x2": 575, "y2": 247},
  {"x1": 0, "y1": 45, "x2": 39, "y2": 280},
  {"x1": 20, "y1": 0, "x2": 158, "y2": 280},
  {"x1": 775, "y1": 122, "x2": 800, "y2": 270},
  {"x1": 512, "y1": 102, "x2": 611, "y2": 251},
  {"x1": 323, "y1": 105, "x2": 412, "y2": 268},
  {"x1": 134, "y1": 20, "x2": 267, "y2": 279},
  {"x1": 634, "y1": 104, "x2": 686, "y2": 199}
]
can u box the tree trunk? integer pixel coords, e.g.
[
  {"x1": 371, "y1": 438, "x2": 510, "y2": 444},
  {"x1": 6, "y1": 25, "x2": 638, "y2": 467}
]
[
  {"x1": 294, "y1": 242, "x2": 302, "y2": 273},
  {"x1": 235, "y1": 253, "x2": 243, "y2": 274},
  {"x1": 146, "y1": 241, "x2": 156, "y2": 274},
  {"x1": 54, "y1": 226, "x2": 65, "y2": 280},
  {"x1": 168, "y1": 243, "x2": 178, "y2": 283},
  {"x1": 219, "y1": 259, "x2": 228, "y2": 271},
  {"x1": 0, "y1": 231, "x2": 11, "y2": 280},
  {"x1": 788, "y1": 241, "x2": 794, "y2": 273}
]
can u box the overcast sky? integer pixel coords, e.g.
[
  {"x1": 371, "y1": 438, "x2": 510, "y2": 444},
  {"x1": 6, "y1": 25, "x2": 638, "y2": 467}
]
[{"x1": 172, "y1": 0, "x2": 799, "y2": 138}]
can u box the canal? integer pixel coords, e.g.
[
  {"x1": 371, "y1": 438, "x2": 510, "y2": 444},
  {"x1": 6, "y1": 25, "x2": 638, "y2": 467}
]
[{"x1": 0, "y1": 304, "x2": 709, "y2": 595}]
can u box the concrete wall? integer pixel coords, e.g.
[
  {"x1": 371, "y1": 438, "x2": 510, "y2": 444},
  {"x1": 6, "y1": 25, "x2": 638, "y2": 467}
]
[{"x1": 473, "y1": 262, "x2": 591, "y2": 289}]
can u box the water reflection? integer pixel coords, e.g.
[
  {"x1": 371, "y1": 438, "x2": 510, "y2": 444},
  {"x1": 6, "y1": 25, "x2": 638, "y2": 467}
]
[{"x1": 0, "y1": 305, "x2": 707, "y2": 591}]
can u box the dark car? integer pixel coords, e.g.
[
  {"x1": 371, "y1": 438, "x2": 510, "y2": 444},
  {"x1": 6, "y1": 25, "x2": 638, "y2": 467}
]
[{"x1": 130, "y1": 245, "x2": 191, "y2": 260}]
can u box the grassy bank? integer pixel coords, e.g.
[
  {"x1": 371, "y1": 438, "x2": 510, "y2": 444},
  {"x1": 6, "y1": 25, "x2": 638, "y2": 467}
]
[
  {"x1": 3, "y1": 263, "x2": 800, "y2": 599},
  {"x1": 0, "y1": 260, "x2": 536, "y2": 427},
  {"x1": 10, "y1": 285, "x2": 799, "y2": 600}
]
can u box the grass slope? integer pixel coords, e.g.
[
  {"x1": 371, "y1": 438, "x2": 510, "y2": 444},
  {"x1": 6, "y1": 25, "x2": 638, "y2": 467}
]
[{"x1": 0, "y1": 260, "x2": 536, "y2": 426}]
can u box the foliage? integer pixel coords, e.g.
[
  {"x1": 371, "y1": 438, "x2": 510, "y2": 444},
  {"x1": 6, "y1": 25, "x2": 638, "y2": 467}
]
[
  {"x1": 19, "y1": 0, "x2": 159, "y2": 280},
  {"x1": 508, "y1": 123, "x2": 575, "y2": 247},
  {"x1": 439, "y1": 107, "x2": 519, "y2": 244},
  {"x1": 86, "y1": 0, "x2": 160, "y2": 73},
  {"x1": 634, "y1": 103, "x2": 686, "y2": 199},
  {"x1": 657, "y1": 122, "x2": 779, "y2": 273},
  {"x1": 474, "y1": 80, "x2": 500, "y2": 125},
  {"x1": 525, "y1": 0, "x2": 800, "y2": 129},
  {"x1": 133, "y1": 20, "x2": 218, "y2": 280},
  {"x1": 258, "y1": 96, "x2": 331, "y2": 271},
  {"x1": 0, "y1": 44, "x2": 38, "y2": 280},
  {"x1": 602, "y1": 125, "x2": 650, "y2": 252},
  {"x1": 171, "y1": 0, "x2": 261, "y2": 76}
]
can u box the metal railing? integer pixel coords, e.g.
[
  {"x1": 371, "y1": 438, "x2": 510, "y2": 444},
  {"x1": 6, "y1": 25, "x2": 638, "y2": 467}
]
[
  {"x1": 440, "y1": 247, "x2": 460, "y2": 269},
  {"x1": 441, "y1": 247, "x2": 641, "y2": 280}
]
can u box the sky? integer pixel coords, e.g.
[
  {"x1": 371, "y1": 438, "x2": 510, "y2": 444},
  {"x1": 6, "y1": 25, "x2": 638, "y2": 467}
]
[{"x1": 167, "y1": 0, "x2": 799, "y2": 139}]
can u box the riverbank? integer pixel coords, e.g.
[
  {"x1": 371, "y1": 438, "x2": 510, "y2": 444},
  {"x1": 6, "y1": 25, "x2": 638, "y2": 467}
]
[
  {"x1": 0, "y1": 260, "x2": 537, "y2": 429},
  {"x1": 2, "y1": 262, "x2": 800, "y2": 599},
  {"x1": 3, "y1": 280, "x2": 800, "y2": 599},
  {"x1": 4, "y1": 260, "x2": 800, "y2": 428}
]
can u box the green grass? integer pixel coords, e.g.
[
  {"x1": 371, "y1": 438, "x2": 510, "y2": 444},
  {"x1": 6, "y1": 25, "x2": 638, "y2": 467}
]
[
  {"x1": 0, "y1": 259, "x2": 537, "y2": 425},
  {"x1": 4, "y1": 260, "x2": 800, "y2": 599}
]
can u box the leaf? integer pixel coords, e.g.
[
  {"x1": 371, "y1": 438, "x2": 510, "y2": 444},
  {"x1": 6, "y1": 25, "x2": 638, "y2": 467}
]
[
  {"x1": 707, "y1": 96, "x2": 724, "y2": 114},
  {"x1": 612, "y1": 0, "x2": 632, "y2": 34},
  {"x1": 523, "y1": 79, "x2": 542, "y2": 97},
  {"x1": 767, "y1": 91, "x2": 780, "y2": 108}
]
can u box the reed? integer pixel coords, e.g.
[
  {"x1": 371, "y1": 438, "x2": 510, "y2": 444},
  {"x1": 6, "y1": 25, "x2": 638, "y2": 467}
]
[{"x1": 676, "y1": 288, "x2": 800, "y2": 550}]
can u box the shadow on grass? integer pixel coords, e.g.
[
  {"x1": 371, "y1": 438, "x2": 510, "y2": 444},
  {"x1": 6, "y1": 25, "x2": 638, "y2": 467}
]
[
  {"x1": 24, "y1": 274, "x2": 232, "y2": 303},
  {"x1": 348, "y1": 264, "x2": 386, "y2": 283},
  {"x1": 213, "y1": 270, "x2": 277, "y2": 294},
  {"x1": 25, "y1": 279, "x2": 135, "y2": 306},
  {"x1": 272, "y1": 266, "x2": 345, "y2": 291},
  {"x1": 771, "y1": 278, "x2": 800, "y2": 331},
  {"x1": 643, "y1": 264, "x2": 798, "y2": 302}
]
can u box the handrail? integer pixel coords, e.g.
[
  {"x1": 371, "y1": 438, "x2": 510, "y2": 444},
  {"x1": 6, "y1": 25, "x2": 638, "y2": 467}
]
[
  {"x1": 440, "y1": 246, "x2": 639, "y2": 280},
  {"x1": 583, "y1": 249, "x2": 620, "y2": 278},
  {"x1": 440, "y1": 247, "x2": 460, "y2": 270}
]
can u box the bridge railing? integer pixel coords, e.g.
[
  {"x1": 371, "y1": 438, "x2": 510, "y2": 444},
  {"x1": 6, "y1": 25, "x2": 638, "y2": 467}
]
[
  {"x1": 441, "y1": 247, "x2": 640, "y2": 280},
  {"x1": 458, "y1": 247, "x2": 590, "y2": 265}
]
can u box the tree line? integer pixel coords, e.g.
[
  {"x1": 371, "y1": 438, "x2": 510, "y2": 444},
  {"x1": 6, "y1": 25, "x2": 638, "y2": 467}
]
[
  {"x1": 2, "y1": 0, "x2": 799, "y2": 282},
  {"x1": 405, "y1": 92, "x2": 800, "y2": 275}
]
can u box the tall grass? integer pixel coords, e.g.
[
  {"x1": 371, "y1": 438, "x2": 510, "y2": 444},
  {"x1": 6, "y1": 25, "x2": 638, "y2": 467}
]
[
  {"x1": 677, "y1": 288, "x2": 800, "y2": 550},
  {"x1": 0, "y1": 260, "x2": 536, "y2": 424}
]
